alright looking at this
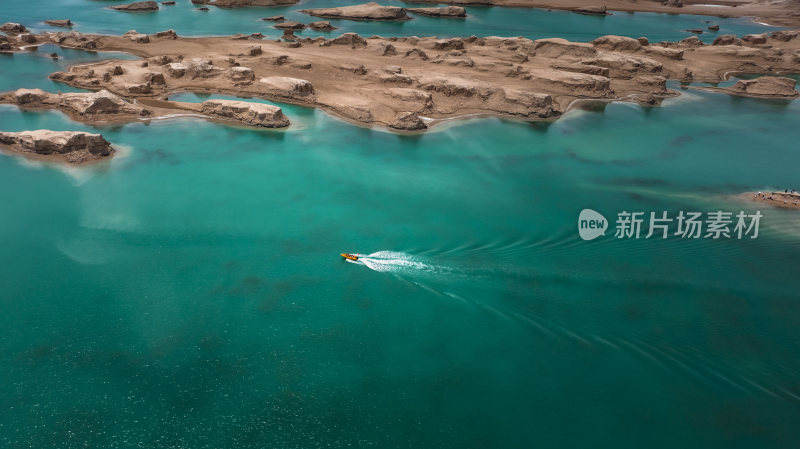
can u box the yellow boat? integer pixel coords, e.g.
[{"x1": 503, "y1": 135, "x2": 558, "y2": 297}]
[{"x1": 341, "y1": 253, "x2": 358, "y2": 261}]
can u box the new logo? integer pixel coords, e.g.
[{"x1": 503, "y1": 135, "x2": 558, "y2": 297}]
[{"x1": 578, "y1": 209, "x2": 608, "y2": 241}]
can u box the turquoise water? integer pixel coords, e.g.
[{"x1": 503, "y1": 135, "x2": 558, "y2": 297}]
[
  {"x1": 0, "y1": 44, "x2": 139, "y2": 93},
  {"x1": 3, "y1": 0, "x2": 777, "y2": 42},
  {"x1": 2, "y1": 3, "x2": 800, "y2": 449},
  {"x1": 2, "y1": 79, "x2": 800, "y2": 447}
]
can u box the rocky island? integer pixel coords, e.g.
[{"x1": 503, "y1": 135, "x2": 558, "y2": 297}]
[
  {"x1": 203, "y1": 0, "x2": 299, "y2": 7},
  {"x1": 728, "y1": 76, "x2": 799, "y2": 98},
  {"x1": 0, "y1": 130, "x2": 115, "y2": 163},
  {"x1": 110, "y1": 1, "x2": 160, "y2": 11},
  {"x1": 406, "y1": 6, "x2": 467, "y2": 18},
  {"x1": 45, "y1": 19, "x2": 73, "y2": 28},
  {"x1": 301, "y1": 3, "x2": 413, "y2": 22},
  {"x1": 0, "y1": 88, "x2": 149, "y2": 121},
  {"x1": 0, "y1": 87, "x2": 293, "y2": 129}
]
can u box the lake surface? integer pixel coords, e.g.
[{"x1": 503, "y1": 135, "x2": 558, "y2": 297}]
[
  {"x1": 1, "y1": 2, "x2": 799, "y2": 449},
  {"x1": 3, "y1": 0, "x2": 778, "y2": 42}
]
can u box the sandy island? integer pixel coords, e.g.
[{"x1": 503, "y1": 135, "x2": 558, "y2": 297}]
[{"x1": 742, "y1": 191, "x2": 800, "y2": 209}]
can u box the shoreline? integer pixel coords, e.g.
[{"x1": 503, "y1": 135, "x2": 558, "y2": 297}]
[{"x1": 741, "y1": 191, "x2": 800, "y2": 209}]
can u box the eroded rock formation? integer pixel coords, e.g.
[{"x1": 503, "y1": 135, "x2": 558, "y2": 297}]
[
  {"x1": 301, "y1": 3, "x2": 412, "y2": 21},
  {"x1": 200, "y1": 99, "x2": 290, "y2": 127},
  {"x1": 407, "y1": 6, "x2": 466, "y2": 18},
  {"x1": 0, "y1": 130, "x2": 115, "y2": 163},
  {"x1": 730, "y1": 76, "x2": 799, "y2": 97},
  {"x1": 110, "y1": 1, "x2": 159, "y2": 11}
]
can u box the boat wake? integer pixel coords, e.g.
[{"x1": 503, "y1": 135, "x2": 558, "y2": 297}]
[
  {"x1": 349, "y1": 251, "x2": 435, "y2": 274},
  {"x1": 343, "y1": 250, "x2": 800, "y2": 402}
]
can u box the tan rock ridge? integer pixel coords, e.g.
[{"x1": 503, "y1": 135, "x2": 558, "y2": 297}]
[
  {"x1": 0, "y1": 130, "x2": 115, "y2": 164},
  {"x1": 0, "y1": 87, "x2": 292, "y2": 130},
  {"x1": 0, "y1": 88, "x2": 148, "y2": 120},
  {"x1": 199, "y1": 99, "x2": 290, "y2": 127},
  {"x1": 301, "y1": 2, "x2": 413, "y2": 21},
  {"x1": 110, "y1": 1, "x2": 159, "y2": 11},
  {"x1": 0, "y1": 22, "x2": 28, "y2": 34},
  {"x1": 730, "y1": 76, "x2": 799, "y2": 97},
  {"x1": 573, "y1": 5, "x2": 609, "y2": 16},
  {"x1": 208, "y1": 0, "x2": 299, "y2": 7},
  {"x1": 45, "y1": 19, "x2": 73, "y2": 28},
  {"x1": 407, "y1": 6, "x2": 467, "y2": 18}
]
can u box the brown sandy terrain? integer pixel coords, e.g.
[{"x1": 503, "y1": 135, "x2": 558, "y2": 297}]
[
  {"x1": 399, "y1": 0, "x2": 800, "y2": 27},
  {"x1": 17, "y1": 28, "x2": 796, "y2": 133},
  {"x1": 742, "y1": 191, "x2": 800, "y2": 209}
]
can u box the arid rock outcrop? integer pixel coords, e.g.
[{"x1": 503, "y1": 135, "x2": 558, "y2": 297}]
[
  {"x1": 301, "y1": 2, "x2": 412, "y2": 21},
  {"x1": 574, "y1": 5, "x2": 609, "y2": 16},
  {"x1": 208, "y1": 0, "x2": 299, "y2": 7},
  {"x1": 501, "y1": 89, "x2": 554, "y2": 117},
  {"x1": 389, "y1": 112, "x2": 427, "y2": 130},
  {"x1": 0, "y1": 130, "x2": 115, "y2": 163},
  {"x1": 586, "y1": 53, "x2": 662, "y2": 79},
  {"x1": 533, "y1": 38, "x2": 598, "y2": 58},
  {"x1": 18, "y1": 34, "x2": 37, "y2": 44},
  {"x1": 200, "y1": 99, "x2": 289, "y2": 127},
  {"x1": 154, "y1": 29, "x2": 178, "y2": 39},
  {"x1": 308, "y1": 21, "x2": 337, "y2": 31},
  {"x1": 771, "y1": 30, "x2": 799, "y2": 42},
  {"x1": 632, "y1": 75, "x2": 668, "y2": 94},
  {"x1": 0, "y1": 88, "x2": 147, "y2": 119},
  {"x1": 407, "y1": 6, "x2": 467, "y2": 18},
  {"x1": 331, "y1": 33, "x2": 368, "y2": 47},
  {"x1": 110, "y1": 1, "x2": 159, "y2": 11},
  {"x1": 45, "y1": 19, "x2": 73, "y2": 28},
  {"x1": 712, "y1": 34, "x2": 742, "y2": 46},
  {"x1": 259, "y1": 76, "x2": 315, "y2": 99},
  {"x1": 645, "y1": 46, "x2": 684, "y2": 60},
  {"x1": 385, "y1": 88, "x2": 434, "y2": 111},
  {"x1": 229, "y1": 66, "x2": 255, "y2": 83},
  {"x1": 529, "y1": 69, "x2": 612, "y2": 97},
  {"x1": 0, "y1": 22, "x2": 28, "y2": 34},
  {"x1": 730, "y1": 76, "x2": 799, "y2": 97},
  {"x1": 742, "y1": 33, "x2": 768, "y2": 45},
  {"x1": 274, "y1": 21, "x2": 306, "y2": 30},
  {"x1": 188, "y1": 58, "x2": 222, "y2": 78},
  {"x1": 166, "y1": 62, "x2": 188, "y2": 77},
  {"x1": 591, "y1": 35, "x2": 641, "y2": 52}
]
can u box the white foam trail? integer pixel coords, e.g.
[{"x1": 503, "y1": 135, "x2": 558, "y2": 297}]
[{"x1": 355, "y1": 251, "x2": 434, "y2": 274}]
